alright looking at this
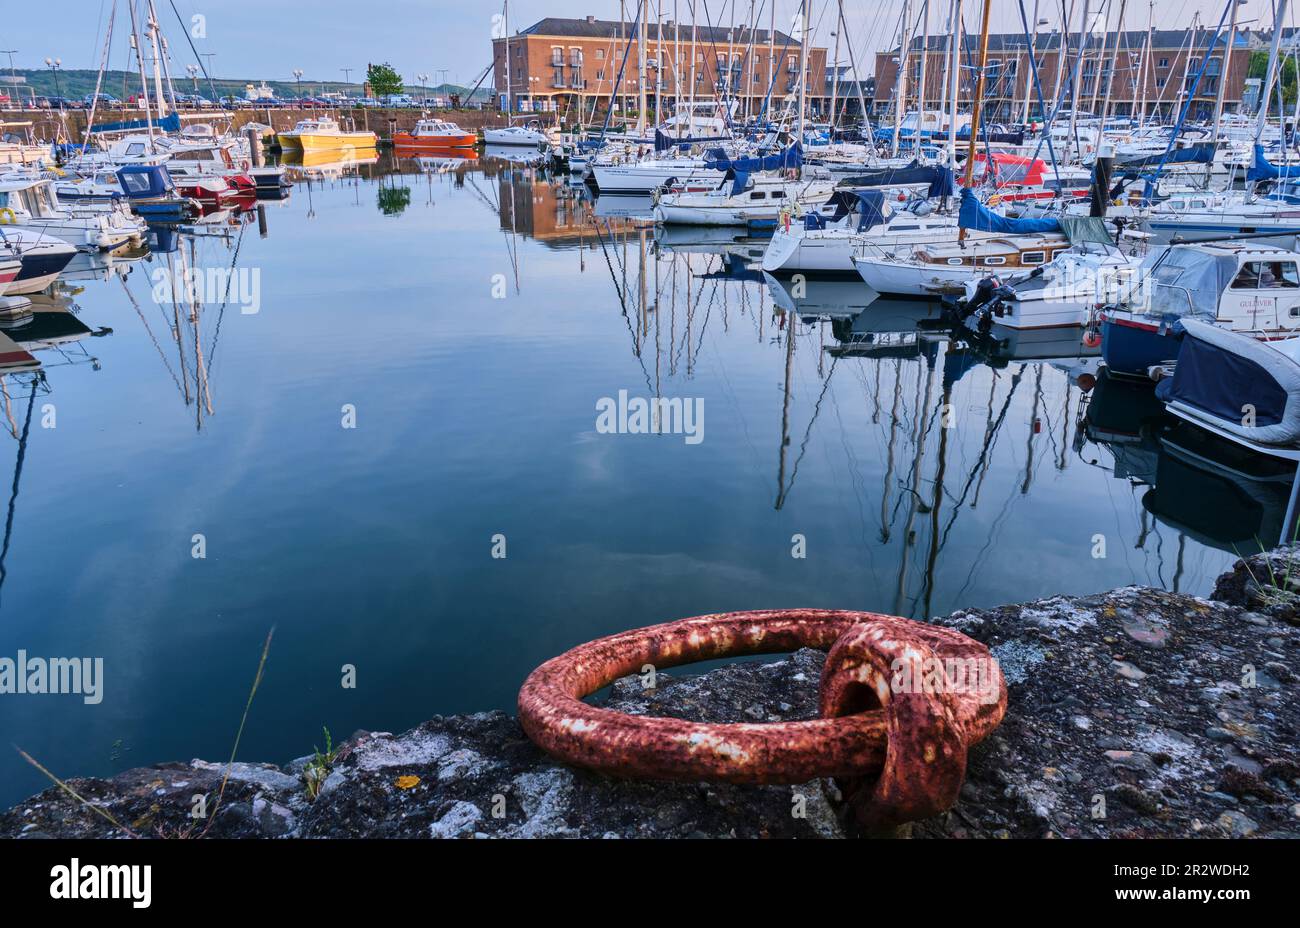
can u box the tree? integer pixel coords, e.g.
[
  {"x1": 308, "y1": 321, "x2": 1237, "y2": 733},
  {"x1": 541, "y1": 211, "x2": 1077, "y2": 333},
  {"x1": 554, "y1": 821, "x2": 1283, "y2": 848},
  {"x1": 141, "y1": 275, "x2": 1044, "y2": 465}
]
[
  {"x1": 367, "y1": 62, "x2": 403, "y2": 98},
  {"x1": 1247, "y1": 50, "x2": 1297, "y2": 113}
]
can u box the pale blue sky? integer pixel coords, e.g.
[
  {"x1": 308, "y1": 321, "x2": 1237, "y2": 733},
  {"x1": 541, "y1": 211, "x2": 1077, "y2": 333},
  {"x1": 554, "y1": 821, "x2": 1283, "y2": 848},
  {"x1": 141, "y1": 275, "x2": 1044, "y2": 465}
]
[{"x1": 0, "y1": 0, "x2": 1281, "y2": 85}]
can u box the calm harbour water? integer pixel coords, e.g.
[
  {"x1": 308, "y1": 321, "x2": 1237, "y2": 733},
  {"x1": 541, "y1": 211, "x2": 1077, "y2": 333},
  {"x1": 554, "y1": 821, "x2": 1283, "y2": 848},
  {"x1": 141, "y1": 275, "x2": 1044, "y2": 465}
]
[{"x1": 0, "y1": 149, "x2": 1275, "y2": 806}]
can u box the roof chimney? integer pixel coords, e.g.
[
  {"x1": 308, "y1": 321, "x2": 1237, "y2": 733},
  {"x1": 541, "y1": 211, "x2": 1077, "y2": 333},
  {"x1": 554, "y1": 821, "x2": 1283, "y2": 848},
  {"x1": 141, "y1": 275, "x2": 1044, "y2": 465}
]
[{"x1": 586, "y1": 15, "x2": 596, "y2": 24}]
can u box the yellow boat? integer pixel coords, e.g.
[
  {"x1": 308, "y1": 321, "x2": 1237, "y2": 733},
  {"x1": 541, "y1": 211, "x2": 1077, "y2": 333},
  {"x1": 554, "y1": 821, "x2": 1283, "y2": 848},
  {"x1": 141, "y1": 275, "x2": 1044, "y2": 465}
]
[{"x1": 277, "y1": 117, "x2": 377, "y2": 154}]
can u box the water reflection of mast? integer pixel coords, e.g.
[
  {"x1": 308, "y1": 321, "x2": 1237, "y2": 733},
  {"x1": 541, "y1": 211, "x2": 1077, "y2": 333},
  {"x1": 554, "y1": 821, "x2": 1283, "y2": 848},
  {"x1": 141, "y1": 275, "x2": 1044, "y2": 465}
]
[
  {"x1": 878, "y1": 358, "x2": 904, "y2": 543},
  {"x1": 0, "y1": 377, "x2": 38, "y2": 606},
  {"x1": 921, "y1": 382, "x2": 954, "y2": 618},
  {"x1": 1021, "y1": 365, "x2": 1044, "y2": 495},
  {"x1": 894, "y1": 359, "x2": 935, "y2": 616}
]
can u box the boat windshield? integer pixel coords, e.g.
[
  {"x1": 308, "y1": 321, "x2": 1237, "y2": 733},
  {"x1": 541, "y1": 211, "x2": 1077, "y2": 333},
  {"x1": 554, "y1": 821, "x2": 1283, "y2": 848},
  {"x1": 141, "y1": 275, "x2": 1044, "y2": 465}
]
[{"x1": 1139, "y1": 247, "x2": 1238, "y2": 319}]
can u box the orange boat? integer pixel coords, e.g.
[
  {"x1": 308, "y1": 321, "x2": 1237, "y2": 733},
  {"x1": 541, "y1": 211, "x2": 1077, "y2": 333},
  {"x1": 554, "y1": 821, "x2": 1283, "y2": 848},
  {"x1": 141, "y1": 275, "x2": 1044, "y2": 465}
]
[{"x1": 393, "y1": 118, "x2": 478, "y2": 149}]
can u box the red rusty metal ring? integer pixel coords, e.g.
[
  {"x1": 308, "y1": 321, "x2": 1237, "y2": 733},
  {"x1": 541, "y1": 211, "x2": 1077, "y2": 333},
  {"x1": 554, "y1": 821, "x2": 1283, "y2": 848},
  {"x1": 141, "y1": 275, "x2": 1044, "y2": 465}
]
[
  {"x1": 819, "y1": 618, "x2": 1007, "y2": 830},
  {"x1": 519, "y1": 610, "x2": 889, "y2": 784}
]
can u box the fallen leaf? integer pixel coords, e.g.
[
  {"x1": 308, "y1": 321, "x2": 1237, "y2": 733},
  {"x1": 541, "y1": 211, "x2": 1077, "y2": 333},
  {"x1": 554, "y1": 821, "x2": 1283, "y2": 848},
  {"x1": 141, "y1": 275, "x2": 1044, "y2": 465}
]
[{"x1": 394, "y1": 775, "x2": 421, "y2": 790}]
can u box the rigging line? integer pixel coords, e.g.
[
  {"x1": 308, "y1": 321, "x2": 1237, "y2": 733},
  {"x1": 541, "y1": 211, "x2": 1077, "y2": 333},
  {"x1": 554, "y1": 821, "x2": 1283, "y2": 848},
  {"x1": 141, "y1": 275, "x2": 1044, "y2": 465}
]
[
  {"x1": 121, "y1": 274, "x2": 185, "y2": 395},
  {"x1": 0, "y1": 377, "x2": 39, "y2": 607},
  {"x1": 936, "y1": 364, "x2": 1028, "y2": 553},
  {"x1": 594, "y1": 219, "x2": 656, "y2": 393},
  {"x1": 205, "y1": 218, "x2": 247, "y2": 368},
  {"x1": 776, "y1": 352, "x2": 841, "y2": 506}
]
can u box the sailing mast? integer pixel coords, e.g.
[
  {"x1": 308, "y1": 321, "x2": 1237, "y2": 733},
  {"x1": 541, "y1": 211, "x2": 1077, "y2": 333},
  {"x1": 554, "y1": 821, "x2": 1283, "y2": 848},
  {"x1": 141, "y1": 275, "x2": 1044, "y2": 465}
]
[
  {"x1": 1211, "y1": 0, "x2": 1243, "y2": 147},
  {"x1": 1253, "y1": 0, "x2": 1291, "y2": 150},
  {"x1": 893, "y1": 0, "x2": 912, "y2": 156},
  {"x1": 638, "y1": 0, "x2": 649, "y2": 136},
  {"x1": 915, "y1": 0, "x2": 930, "y2": 150},
  {"x1": 947, "y1": 0, "x2": 963, "y2": 165},
  {"x1": 830, "y1": 0, "x2": 843, "y2": 129},
  {"x1": 798, "y1": 0, "x2": 809, "y2": 143},
  {"x1": 504, "y1": 0, "x2": 511, "y2": 114},
  {"x1": 959, "y1": 0, "x2": 994, "y2": 244}
]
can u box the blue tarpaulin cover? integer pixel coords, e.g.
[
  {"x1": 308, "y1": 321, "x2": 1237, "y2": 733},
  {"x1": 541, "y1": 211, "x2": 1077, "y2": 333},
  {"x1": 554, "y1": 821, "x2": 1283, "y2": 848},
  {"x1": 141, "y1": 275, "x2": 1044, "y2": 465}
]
[
  {"x1": 957, "y1": 188, "x2": 1060, "y2": 233},
  {"x1": 1247, "y1": 144, "x2": 1300, "y2": 182},
  {"x1": 706, "y1": 142, "x2": 802, "y2": 172}
]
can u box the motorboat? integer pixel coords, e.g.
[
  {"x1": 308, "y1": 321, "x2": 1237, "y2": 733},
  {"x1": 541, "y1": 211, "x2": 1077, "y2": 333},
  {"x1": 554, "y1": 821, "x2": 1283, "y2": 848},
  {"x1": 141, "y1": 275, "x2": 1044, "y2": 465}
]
[
  {"x1": 278, "y1": 117, "x2": 377, "y2": 153},
  {"x1": 54, "y1": 164, "x2": 200, "y2": 221},
  {"x1": 483, "y1": 121, "x2": 551, "y2": 147},
  {"x1": 0, "y1": 228, "x2": 78, "y2": 294},
  {"x1": 653, "y1": 172, "x2": 834, "y2": 227},
  {"x1": 1098, "y1": 242, "x2": 1300, "y2": 378},
  {"x1": 394, "y1": 118, "x2": 478, "y2": 149},
  {"x1": 0, "y1": 172, "x2": 147, "y2": 251}
]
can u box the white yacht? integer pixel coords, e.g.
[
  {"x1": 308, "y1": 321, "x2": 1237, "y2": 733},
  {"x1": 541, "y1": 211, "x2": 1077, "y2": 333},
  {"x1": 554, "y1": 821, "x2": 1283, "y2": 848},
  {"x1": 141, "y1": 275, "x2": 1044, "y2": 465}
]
[
  {"x1": 0, "y1": 172, "x2": 147, "y2": 251},
  {"x1": 654, "y1": 174, "x2": 834, "y2": 227}
]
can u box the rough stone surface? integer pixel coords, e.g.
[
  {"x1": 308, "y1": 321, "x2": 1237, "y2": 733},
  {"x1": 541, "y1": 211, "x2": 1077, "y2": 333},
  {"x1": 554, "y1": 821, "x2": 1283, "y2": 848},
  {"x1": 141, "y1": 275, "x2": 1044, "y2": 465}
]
[{"x1": 4, "y1": 550, "x2": 1298, "y2": 839}]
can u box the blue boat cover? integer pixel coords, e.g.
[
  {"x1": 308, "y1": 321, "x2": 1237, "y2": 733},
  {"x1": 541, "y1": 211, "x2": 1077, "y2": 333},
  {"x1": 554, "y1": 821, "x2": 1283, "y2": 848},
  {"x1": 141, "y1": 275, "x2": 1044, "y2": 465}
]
[
  {"x1": 836, "y1": 163, "x2": 956, "y2": 198},
  {"x1": 1156, "y1": 319, "x2": 1300, "y2": 445},
  {"x1": 706, "y1": 142, "x2": 802, "y2": 172},
  {"x1": 116, "y1": 164, "x2": 175, "y2": 198},
  {"x1": 1247, "y1": 144, "x2": 1300, "y2": 182},
  {"x1": 1119, "y1": 142, "x2": 1215, "y2": 169},
  {"x1": 957, "y1": 188, "x2": 1060, "y2": 233},
  {"x1": 804, "y1": 189, "x2": 886, "y2": 232}
]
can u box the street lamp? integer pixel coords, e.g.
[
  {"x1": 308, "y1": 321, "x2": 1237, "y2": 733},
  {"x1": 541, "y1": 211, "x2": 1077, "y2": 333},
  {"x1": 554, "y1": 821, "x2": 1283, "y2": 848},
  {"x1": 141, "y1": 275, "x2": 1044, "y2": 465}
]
[
  {"x1": 292, "y1": 68, "x2": 304, "y2": 101},
  {"x1": 417, "y1": 72, "x2": 429, "y2": 105},
  {"x1": 186, "y1": 64, "x2": 200, "y2": 97},
  {"x1": 341, "y1": 67, "x2": 353, "y2": 100},
  {"x1": 44, "y1": 57, "x2": 62, "y2": 107}
]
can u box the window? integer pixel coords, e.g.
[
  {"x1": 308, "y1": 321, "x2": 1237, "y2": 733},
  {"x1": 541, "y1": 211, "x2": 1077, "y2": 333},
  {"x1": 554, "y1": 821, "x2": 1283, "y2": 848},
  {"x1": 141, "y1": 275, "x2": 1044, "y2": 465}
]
[
  {"x1": 552, "y1": 47, "x2": 564, "y2": 66},
  {"x1": 1233, "y1": 261, "x2": 1300, "y2": 289},
  {"x1": 570, "y1": 47, "x2": 583, "y2": 67},
  {"x1": 553, "y1": 67, "x2": 565, "y2": 87},
  {"x1": 1022, "y1": 251, "x2": 1046, "y2": 265},
  {"x1": 596, "y1": 49, "x2": 606, "y2": 60},
  {"x1": 983, "y1": 256, "x2": 1007, "y2": 265},
  {"x1": 596, "y1": 70, "x2": 605, "y2": 81},
  {"x1": 1158, "y1": 57, "x2": 1168, "y2": 68},
  {"x1": 750, "y1": 191, "x2": 766, "y2": 200},
  {"x1": 122, "y1": 172, "x2": 153, "y2": 194}
]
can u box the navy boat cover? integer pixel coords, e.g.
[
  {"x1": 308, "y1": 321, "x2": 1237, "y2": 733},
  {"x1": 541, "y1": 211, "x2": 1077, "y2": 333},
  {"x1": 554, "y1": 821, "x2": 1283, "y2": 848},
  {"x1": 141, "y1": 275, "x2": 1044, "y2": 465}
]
[{"x1": 1156, "y1": 319, "x2": 1300, "y2": 446}]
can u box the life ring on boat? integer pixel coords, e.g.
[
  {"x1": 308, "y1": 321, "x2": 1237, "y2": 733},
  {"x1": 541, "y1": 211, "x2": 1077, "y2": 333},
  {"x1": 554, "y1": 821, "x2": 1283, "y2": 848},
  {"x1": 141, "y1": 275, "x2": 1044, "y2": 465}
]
[{"x1": 0, "y1": 208, "x2": 15, "y2": 224}]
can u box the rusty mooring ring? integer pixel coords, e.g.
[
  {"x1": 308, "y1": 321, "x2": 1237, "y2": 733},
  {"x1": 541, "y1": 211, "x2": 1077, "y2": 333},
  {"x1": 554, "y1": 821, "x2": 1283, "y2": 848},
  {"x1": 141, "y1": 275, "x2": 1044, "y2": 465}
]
[{"x1": 518, "y1": 609, "x2": 1006, "y2": 810}]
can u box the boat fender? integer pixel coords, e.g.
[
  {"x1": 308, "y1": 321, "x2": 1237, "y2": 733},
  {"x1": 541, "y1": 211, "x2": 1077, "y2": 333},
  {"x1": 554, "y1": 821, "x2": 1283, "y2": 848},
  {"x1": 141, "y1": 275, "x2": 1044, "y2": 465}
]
[{"x1": 0, "y1": 208, "x2": 14, "y2": 224}]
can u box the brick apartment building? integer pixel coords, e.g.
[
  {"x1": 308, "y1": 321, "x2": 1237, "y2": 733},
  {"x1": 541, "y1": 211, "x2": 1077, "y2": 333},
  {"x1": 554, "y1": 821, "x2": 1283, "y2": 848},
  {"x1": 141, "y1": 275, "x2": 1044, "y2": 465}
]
[
  {"x1": 492, "y1": 15, "x2": 827, "y2": 116},
  {"x1": 873, "y1": 28, "x2": 1254, "y2": 122}
]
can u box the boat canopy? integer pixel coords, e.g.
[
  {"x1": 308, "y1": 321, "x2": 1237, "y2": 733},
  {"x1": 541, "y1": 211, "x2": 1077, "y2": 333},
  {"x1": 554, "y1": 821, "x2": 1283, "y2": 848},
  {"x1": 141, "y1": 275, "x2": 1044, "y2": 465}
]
[
  {"x1": 654, "y1": 129, "x2": 731, "y2": 152},
  {"x1": 1138, "y1": 246, "x2": 1237, "y2": 319},
  {"x1": 1247, "y1": 143, "x2": 1300, "y2": 182},
  {"x1": 957, "y1": 188, "x2": 1061, "y2": 233},
  {"x1": 805, "y1": 190, "x2": 885, "y2": 232},
  {"x1": 705, "y1": 142, "x2": 802, "y2": 172},
  {"x1": 1118, "y1": 141, "x2": 1214, "y2": 170},
  {"x1": 116, "y1": 164, "x2": 175, "y2": 198},
  {"x1": 1156, "y1": 319, "x2": 1300, "y2": 446},
  {"x1": 835, "y1": 162, "x2": 955, "y2": 198},
  {"x1": 972, "y1": 152, "x2": 1047, "y2": 187}
]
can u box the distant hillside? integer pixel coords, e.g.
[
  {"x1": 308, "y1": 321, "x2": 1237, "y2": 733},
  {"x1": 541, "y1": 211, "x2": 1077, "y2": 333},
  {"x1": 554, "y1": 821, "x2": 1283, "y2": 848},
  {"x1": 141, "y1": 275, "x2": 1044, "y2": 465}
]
[{"x1": 2, "y1": 68, "x2": 488, "y2": 102}]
